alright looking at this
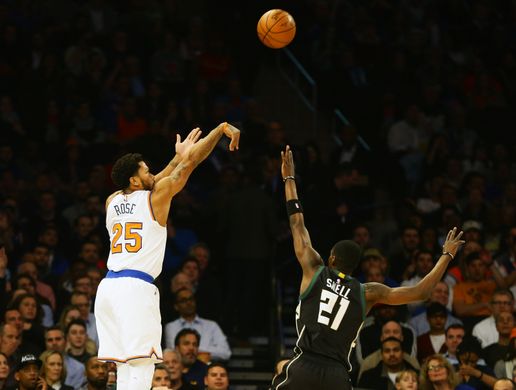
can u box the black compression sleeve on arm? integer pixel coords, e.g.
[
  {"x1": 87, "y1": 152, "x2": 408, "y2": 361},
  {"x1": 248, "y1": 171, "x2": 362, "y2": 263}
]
[{"x1": 286, "y1": 199, "x2": 303, "y2": 216}]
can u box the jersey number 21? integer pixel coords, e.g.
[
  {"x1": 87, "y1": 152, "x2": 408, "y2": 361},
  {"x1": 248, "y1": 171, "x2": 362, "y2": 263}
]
[{"x1": 317, "y1": 290, "x2": 350, "y2": 330}]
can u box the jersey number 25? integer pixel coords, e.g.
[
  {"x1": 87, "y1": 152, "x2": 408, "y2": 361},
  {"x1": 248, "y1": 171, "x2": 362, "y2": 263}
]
[{"x1": 111, "y1": 222, "x2": 143, "y2": 254}]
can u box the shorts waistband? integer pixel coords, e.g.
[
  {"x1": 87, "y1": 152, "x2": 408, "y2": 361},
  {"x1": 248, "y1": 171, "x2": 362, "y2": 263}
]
[
  {"x1": 299, "y1": 351, "x2": 348, "y2": 368},
  {"x1": 106, "y1": 269, "x2": 154, "y2": 283}
]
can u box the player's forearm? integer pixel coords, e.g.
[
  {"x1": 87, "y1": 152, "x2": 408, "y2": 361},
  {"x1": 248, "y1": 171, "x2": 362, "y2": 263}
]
[
  {"x1": 187, "y1": 123, "x2": 226, "y2": 166},
  {"x1": 285, "y1": 179, "x2": 304, "y2": 228},
  {"x1": 155, "y1": 154, "x2": 182, "y2": 182},
  {"x1": 413, "y1": 254, "x2": 452, "y2": 300}
]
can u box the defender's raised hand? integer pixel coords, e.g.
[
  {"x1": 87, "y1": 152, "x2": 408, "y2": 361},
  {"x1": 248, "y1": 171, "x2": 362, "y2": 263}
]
[
  {"x1": 222, "y1": 122, "x2": 241, "y2": 151},
  {"x1": 175, "y1": 128, "x2": 202, "y2": 158},
  {"x1": 281, "y1": 145, "x2": 296, "y2": 180},
  {"x1": 442, "y1": 227, "x2": 465, "y2": 259}
]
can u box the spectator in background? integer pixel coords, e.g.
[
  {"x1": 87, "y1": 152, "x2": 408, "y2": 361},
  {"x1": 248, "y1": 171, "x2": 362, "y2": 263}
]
[
  {"x1": 419, "y1": 354, "x2": 459, "y2": 390},
  {"x1": 494, "y1": 329, "x2": 516, "y2": 379},
  {"x1": 44, "y1": 326, "x2": 85, "y2": 389},
  {"x1": 357, "y1": 337, "x2": 419, "y2": 390},
  {"x1": 16, "y1": 261, "x2": 56, "y2": 312},
  {"x1": 389, "y1": 226, "x2": 421, "y2": 282},
  {"x1": 79, "y1": 356, "x2": 108, "y2": 390},
  {"x1": 493, "y1": 379, "x2": 516, "y2": 390},
  {"x1": 484, "y1": 311, "x2": 515, "y2": 367},
  {"x1": 165, "y1": 288, "x2": 231, "y2": 362},
  {"x1": 9, "y1": 293, "x2": 45, "y2": 352},
  {"x1": 0, "y1": 352, "x2": 8, "y2": 390},
  {"x1": 174, "y1": 328, "x2": 208, "y2": 388},
  {"x1": 455, "y1": 335, "x2": 497, "y2": 390},
  {"x1": 401, "y1": 250, "x2": 436, "y2": 314},
  {"x1": 394, "y1": 369, "x2": 418, "y2": 390},
  {"x1": 409, "y1": 282, "x2": 461, "y2": 336},
  {"x1": 70, "y1": 291, "x2": 98, "y2": 347},
  {"x1": 204, "y1": 363, "x2": 229, "y2": 390},
  {"x1": 442, "y1": 324, "x2": 465, "y2": 366},
  {"x1": 38, "y1": 350, "x2": 73, "y2": 390},
  {"x1": 151, "y1": 364, "x2": 172, "y2": 389},
  {"x1": 472, "y1": 290, "x2": 514, "y2": 348},
  {"x1": 65, "y1": 319, "x2": 94, "y2": 365},
  {"x1": 416, "y1": 303, "x2": 448, "y2": 363},
  {"x1": 11, "y1": 354, "x2": 45, "y2": 390},
  {"x1": 162, "y1": 348, "x2": 197, "y2": 390}
]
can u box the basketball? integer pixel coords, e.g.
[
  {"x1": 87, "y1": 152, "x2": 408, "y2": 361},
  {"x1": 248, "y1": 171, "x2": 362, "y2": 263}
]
[{"x1": 257, "y1": 9, "x2": 296, "y2": 49}]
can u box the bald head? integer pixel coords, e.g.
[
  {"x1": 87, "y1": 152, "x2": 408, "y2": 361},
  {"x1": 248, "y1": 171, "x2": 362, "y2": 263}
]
[{"x1": 381, "y1": 321, "x2": 403, "y2": 341}]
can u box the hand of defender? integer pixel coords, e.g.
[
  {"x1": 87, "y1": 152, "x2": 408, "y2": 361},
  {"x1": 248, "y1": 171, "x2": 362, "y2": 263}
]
[
  {"x1": 222, "y1": 122, "x2": 240, "y2": 151},
  {"x1": 442, "y1": 227, "x2": 465, "y2": 259},
  {"x1": 281, "y1": 145, "x2": 295, "y2": 179},
  {"x1": 175, "y1": 127, "x2": 202, "y2": 158}
]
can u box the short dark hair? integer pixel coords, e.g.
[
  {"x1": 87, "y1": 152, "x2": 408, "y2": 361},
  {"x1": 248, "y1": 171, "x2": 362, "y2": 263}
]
[
  {"x1": 206, "y1": 362, "x2": 228, "y2": 375},
  {"x1": 464, "y1": 251, "x2": 481, "y2": 266},
  {"x1": 111, "y1": 153, "x2": 144, "y2": 190},
  {"x1": 381, "y1": 336, "x2": 402, "y2": 350},
  {"x1": 331, "y1": 240, "x2": 362, "y2": 273},
  {"x1": 426, "y1": 302, "x2": 447, "y2": 317},
  {"x1": 65, "y1": 318, "x2": 87, "y2": 336},
  {"x1": 456, "y1": 335, "x2": 483, "y2": 358},
  {"x1": 174, "y1": 328, "x2": 200, "y2": 346},
  {"x1": 445, "y1": 324, "x2": 465, "y2": 336}
]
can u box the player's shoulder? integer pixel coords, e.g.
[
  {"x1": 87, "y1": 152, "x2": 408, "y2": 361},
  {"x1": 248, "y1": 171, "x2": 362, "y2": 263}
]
[{"x1": 105, "y1": 190, "x2": 123, "y2": 209}]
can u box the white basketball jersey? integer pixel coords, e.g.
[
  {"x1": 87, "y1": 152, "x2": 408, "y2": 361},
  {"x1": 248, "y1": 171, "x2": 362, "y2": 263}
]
[{"x1": 105, "y1": 190, "x2": 166, "y2": 279}]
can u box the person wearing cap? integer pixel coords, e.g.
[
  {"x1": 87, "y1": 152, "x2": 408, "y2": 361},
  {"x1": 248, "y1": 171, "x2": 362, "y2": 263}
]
[
  {"x1": 462, "y1": 220, "x2": 483, "y2": 243},
  {"x1": 416, "y1": 302, "x2": 448, "y2": 363},
  {"x1": 12, "y1": 354, "x2": 46, "y2": 390},
  {"x1": 455, "y1": 335, "x2": 497, "y2": 390},
  {"x1": 483, "y1": 311, "x2": 515, "y2": 367}
]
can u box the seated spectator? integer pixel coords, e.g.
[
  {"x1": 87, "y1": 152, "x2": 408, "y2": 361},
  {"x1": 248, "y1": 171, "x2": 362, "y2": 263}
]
[
  {"x1": 0, "y1": 352, "x2": 9, "y2": 390},
  {"x1": 65, "y1": 319, "x2": 94, "y2": 364},
  {"x1": 204, "y1": 362, "x2": 229, "y2": 390},
  {"x1": 70, "y1": 291, "x2": 98, "y2": 347},
  {"x1": 57, "y1": 305, "x2": 81, "y2": 331},
  {"x1": 38, "y1": 350, "x2": 73, "y2": 390},
  {"x1": 493, "y1": 226, "x2": 516, "y2": 303},
  {"x1": 419, "y1": 354, "x2": 459, "y2": 390},
  {"x1": 484, "y1": 312, "x2": 515, "y2": 367},
  {"x1": 455, "y1": 335, "x2": 497, "y2": 390},
  {"x1": 79, "y1": 356, "x2": 108, "y2": 390},
  {"x1": 494, "y1": 329, "x2": 516, "y2": 379},
  {"x1": 8, "y1": 293, "x2": 45, "y2": 352},
  {"x1": 442, "y1": 324, "x2": 465, "y2": 365},
  {"x1": 357, "y1": 248, "x2": 399, "y2": 287},
  {"x1": 453, "y1": 252, "x2": 511, "y2": 332},
  {"x1": 3, "y1": 308, "x2": 40, "y2": 357},
  {"x1": 16, "y1": 261, "x2": 56, "y2": 311},
  {"x1": 401, "y1": 250, "x2": 435, "y2": 314},
  {"x1": 161, "y1": 348, "x2": 197, "y2": 390},
  {"x1": 13, "y1": 273, "x2": 53, "y2": 327},
  {"x1": 409, "y1": 281, "x2": 462, "y2": 336},
  {"x1": 152, "y1": 363, "x2": 172, "y2": 389},
  {"x1": 493, "y1": 378, "x2": 516, "y2": 390},
  {"x1": 44, "y1": 326, "x2": 85, "y2": 389},
  {"x1": 356, "y1": 304, "x2": 416, "y2": 364},
  {"x1": 161, "y1": 271, "x2": 193, "y2": 324},
  {"x1": 12, "y1": 354, "x2": 43, "y2": 390},
  {"x1": 174, "y1": 328, "x2": 208, "y2": 388},
  {"x1": 473, "y1": 290, "x2": 514, "y2": 348},
  {"x1": 394, "y1": 369, "x2": 418, "y2": 390},
  {"x1": 164, "y1": 288, "x2": 231, "y2": 362},
  {"x1": 444, "y1": 240, "x2": 484, "y2": 288},
  {"x1": 357, "y1": 321, "x2": 420, "y2": 382},
  {"x1": 416, "y1": 302, "x2": 448, "y2": 363},
  {"x1": 357, "y1": 337, "x2": 419, "y2": 389}
]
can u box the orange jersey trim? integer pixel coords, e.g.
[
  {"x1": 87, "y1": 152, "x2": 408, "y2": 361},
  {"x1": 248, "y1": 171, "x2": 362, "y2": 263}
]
[
  {"x1": 98, "y1": 348, "x2": 162, "y2": 363},
  {"x1": 148, "y1": 192, "x2": 157, "y2": 221}
]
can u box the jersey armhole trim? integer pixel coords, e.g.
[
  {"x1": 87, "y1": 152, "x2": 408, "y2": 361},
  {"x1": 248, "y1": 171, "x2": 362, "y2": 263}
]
[
  {"x1": 299, "y1": 265, "x2": 324, "y2": 300},
  {"x1": 148, "y1": 192, "x2": 157, "y2": 221},
  {"x1": 360, "y1": 283, "x2": 366, "y2": 320}
]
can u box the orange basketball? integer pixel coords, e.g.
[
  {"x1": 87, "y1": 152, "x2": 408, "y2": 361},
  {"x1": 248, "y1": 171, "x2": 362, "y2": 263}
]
[{"x1": 257, "y1": 9, "x2": 296, "y2": 49}]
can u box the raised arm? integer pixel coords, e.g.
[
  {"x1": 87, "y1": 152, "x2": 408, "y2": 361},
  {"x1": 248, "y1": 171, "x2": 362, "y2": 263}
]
[
  {"x1": 364, "y1": 227, "x2": 464, "y2": 313},
  {"x1": 281, "y1": 146, "x2": 323, "y2": 293},
  {"x1": 152, "y1": 123, "x2": 240, "y2": 225}
]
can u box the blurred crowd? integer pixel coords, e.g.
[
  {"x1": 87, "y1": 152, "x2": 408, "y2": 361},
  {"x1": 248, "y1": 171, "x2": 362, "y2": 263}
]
[{"x1": 0, "y1": 0, "x2": 515, "y2": 389}]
